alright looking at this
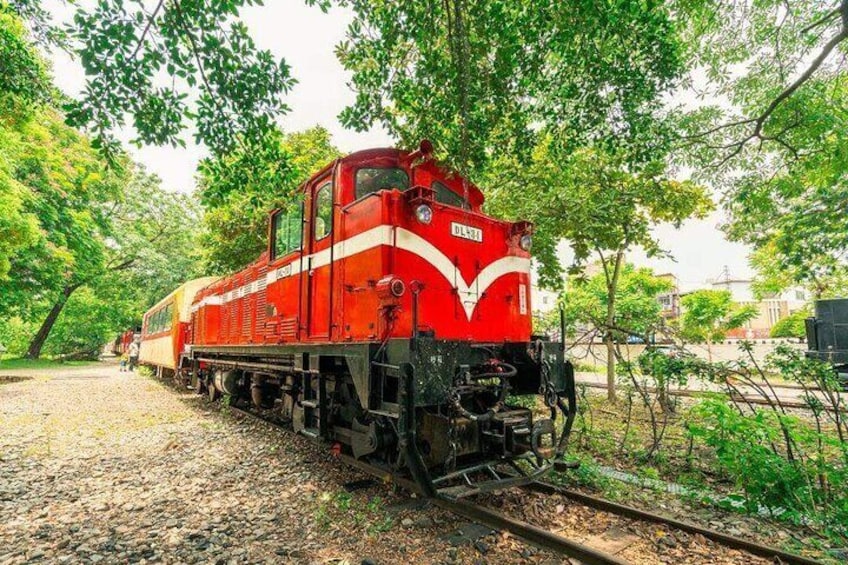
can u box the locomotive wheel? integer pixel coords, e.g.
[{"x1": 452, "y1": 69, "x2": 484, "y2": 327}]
[
  {"x1": 207, "y1": 378, "x2": 219, "y2": 402},
  {"x1": 191, "y1": 372, "x2": 202, "y2": 394},
  {"x1": 292, "y1": 402, "x2": 305, "y2": 434}
]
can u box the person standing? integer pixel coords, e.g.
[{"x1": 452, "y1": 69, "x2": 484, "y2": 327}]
[{"x1": 128, "y1": 340, "x2": 140, "y2": 372}]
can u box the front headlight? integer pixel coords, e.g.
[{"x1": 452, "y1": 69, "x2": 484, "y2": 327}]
[
  {"x1": 415, "y1": 204, "x2": 433, "y2": 224},
  {"x1": 519, "y1": 233, "x2": 532, "y2": 251}
]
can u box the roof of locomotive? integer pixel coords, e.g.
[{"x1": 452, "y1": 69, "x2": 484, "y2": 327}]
[{"x1": 305, "y1": 146, "x2": 486, "y2": 207}]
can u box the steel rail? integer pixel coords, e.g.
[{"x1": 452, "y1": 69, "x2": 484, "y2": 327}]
[
  {"x1": 231, "y1": 406, "x2": 822, "y2": 565},
  {"x1": 579, "y1": 381, "x2": 846, "y2": 413},
  {"x1": 227, "y1": 406, "x2": 626, "y2": 564},
  {"x1": 337, "y1": 454, "x2": 628, "y2": 565},
  {"x1": 527, "y1": 482, "x2": 822, "y2": 565},
  {"x1": 227, "y1": 405, "x2": 819, "y2": 565}
]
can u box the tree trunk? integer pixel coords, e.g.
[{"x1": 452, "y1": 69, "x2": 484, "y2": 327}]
[
  {"x1": 605, "y1": 333, "x2": 616, "y2": 401},
  {"x1": 25, "y1": 284, "x2": 79, "y2": 359},
  {"x1": 604, "y1": 250, "x2": 625, "y2": 402}
]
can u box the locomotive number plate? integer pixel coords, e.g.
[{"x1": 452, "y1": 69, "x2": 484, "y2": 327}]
[{"x1": 450, "y1": 222, "x2": 483, "y2": 243}]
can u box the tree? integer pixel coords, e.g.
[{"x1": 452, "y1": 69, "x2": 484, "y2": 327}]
[
  {"x1": 198, "y1": 126, "x2": 341, "y2": 273},
  {"x1": 561, "y1": 263, "x2": 673, "y2": 341},
  {"x1": 41, "y1": 286, "x2": 137, "y2": 360},
  {"x1": 714, "y1": 76, "x2": 848, "y2": 300},
  {"x1": 488, "y1": 143, "x2": 711, "y2": 401},
  {"x1": 331, "y1": 0, "x2": 685, "y2": 177},
  {"x1": 562, "y1": 264, "x2": 677, "y2": 412},
  {"x1": 678, "y1": 0, "x2": 848, "y2": 165},
  {"x1": 6, "y1": 0, "x2": 294, "y2": 159},
  {"x1": 770, "y1": 309, "x2": 811, "y2": 340},
  {"x1": 22, "y1": 164, "x2": 201, "y2": 359},
  {"x1": 0, "y1": 106, "x2": 124, "y2": 354},
  {"x1": 0, "y1": 11, "x2": 205, "y2": 359},
  {"x1": 0, "y1": 7, "x2": 51, "y2": 111},
  {"x1": 680, "y1": 290, "x2": 758, "y2": 362},
  {"x1": 676, "y1": 3, "x2": 848, "y2": 299},
  {"x1": 0, "y1": 10, "x2": 48, "y2": 281},
  {"x1": 750, "y1": 239, "x2": 848, "y2": 301}
]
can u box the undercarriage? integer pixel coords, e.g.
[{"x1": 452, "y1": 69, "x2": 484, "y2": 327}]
[{"x1": 182, "y1": 337, "x2": 576, "y2": 497}]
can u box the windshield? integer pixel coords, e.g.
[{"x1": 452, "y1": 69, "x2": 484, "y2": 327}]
[
  {"x1": 432, "y1": 181, "x2": 469, "y2": 210},
  {"x1": 355, "y1": 168, "x2": 410, "y2": 200}
]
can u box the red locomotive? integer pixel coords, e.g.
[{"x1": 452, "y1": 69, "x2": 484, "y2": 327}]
[
  {"x1": 111, "y1": 328, "x2": 140, "y2": 356},
  {"x1": 144, "y1": 142, "x2": 575, "y2": 496}
]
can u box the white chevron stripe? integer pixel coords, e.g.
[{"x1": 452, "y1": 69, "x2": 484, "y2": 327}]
[
  {"x1": 394, "y1": 228, "x2": 531, "y2": 319},
  {"x1": 196, "y1": 224, "x2": 529, "y2": 320}
]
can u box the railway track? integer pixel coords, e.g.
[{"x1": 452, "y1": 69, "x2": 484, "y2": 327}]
[
  {"x1": 225, "y1": 402, "x2": 822, "y2": 565},
  {"x1": 523, "y1": 482, "x2": 821, "y2": 565},
  {"x1": 228, "y1": 404, "x2": 626, "y2": 565},
  {"x1": 579, "y1": 381, "x2": 846, "y2": 413}
]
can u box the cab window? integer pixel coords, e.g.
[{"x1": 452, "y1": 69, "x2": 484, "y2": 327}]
[
  {"x1": 432, "y1": 181, "x2": 469, "y2": 209},
  {"x1": 273, "y1": 204, "x2": 303, "y2": 260},
  {"x1": 355, "y1": 168, "x2": 409, "y2": 200},
  {"x1": 314, "y1": 182, "x2": 332, "y2": 240}
]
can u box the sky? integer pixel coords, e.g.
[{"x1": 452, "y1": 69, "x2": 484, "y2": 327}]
[{"x1": 45, "y1": 0, "x2": 753, "y2": 289}]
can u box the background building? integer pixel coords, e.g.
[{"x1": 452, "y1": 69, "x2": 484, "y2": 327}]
[
  {"x1": 656, "y1": 273, "x2": 681, "y2": 322},
  {"x1": 708, "y1": 269, "x2": 808, "y2": 339}
]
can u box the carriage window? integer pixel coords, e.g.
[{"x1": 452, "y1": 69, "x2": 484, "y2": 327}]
[
  {"x1": 314, "y1": 182, "x2": 332, "y2": 240},
  {"x1": 432, "y1": 181, "x2": 469, "y2": 209},
  {"x1": 273, "y1": 205, "x2": 302, "y2": 259},
  {"x1": 355, "y1": 168, "x2": 409, "y2": 200},
  {"x1": 148, "y1": 303, "x2": 173, "y2": 334},
  {"x1": 148, "y1": 306, "x2": 165, "y2": 334}
]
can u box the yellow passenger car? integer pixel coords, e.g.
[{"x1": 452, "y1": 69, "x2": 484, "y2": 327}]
[{"x1": 139, "y1": 277, "x2": 218, "y2": 374}]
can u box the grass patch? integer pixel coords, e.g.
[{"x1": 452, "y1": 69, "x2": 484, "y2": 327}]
[
  {"x1": 573, "y1": 361, "x2": 604, "y2": 373},
  {"x1": 0, "y1": 357, "x2": 95, "y2": 371},
  {"x1": 315, "y1": 490, "x2": 394, "y2": 536}
]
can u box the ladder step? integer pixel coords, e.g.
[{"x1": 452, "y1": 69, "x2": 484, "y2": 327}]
[
  {"x1": 438, "y1": 485, "x2": 480, "y2": 499},
  {"x1": 301, "y1": 400, "x2": 318, "y2": 408},
  {"x1": 300, "y1": 427, "x2": 319, "y2": 439}
]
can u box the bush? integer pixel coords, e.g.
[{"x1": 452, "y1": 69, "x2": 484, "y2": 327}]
[
  {"x1": 770, "y1": 309, "x2": 809, "y2": 339},
  {"x1": 0, "y1": 316, "x2": 35, "y2": 358},
  {"x1": 686, "y1": 347, "x2": 848, "y2": 541}
]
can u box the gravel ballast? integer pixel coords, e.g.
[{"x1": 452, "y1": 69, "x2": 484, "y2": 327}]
[{"x1": 0, "y1": 361, "x2": 771, "y2": 564}]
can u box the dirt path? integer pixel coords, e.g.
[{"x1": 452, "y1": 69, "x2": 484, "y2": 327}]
[{"x1": 0, "y1": 361, "x2": 769, "y2": 564}]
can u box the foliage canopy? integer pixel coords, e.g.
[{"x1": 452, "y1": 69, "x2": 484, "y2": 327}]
[
  {"x1": 7, "y1": 0, "x2": 294, "y2": 159},
  {"x1": 198, "y1": 126, "x2": 341, "y2": 274}
]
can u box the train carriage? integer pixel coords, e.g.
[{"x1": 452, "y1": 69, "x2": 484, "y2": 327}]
[
  {"x1": 139, "y1": 277, "x2": 218, "y2": 375},
  {"x1": 149, "y1": 142, "x2": 576, "y2": 497}
]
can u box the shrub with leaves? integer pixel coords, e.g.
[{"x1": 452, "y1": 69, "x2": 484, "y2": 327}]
[
  {"x1": 686, "y1": 345, "x2": 848, "y2": 541},
  {"x1": 770, "y1": 309, "x2": 810, "y2": 339}
]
